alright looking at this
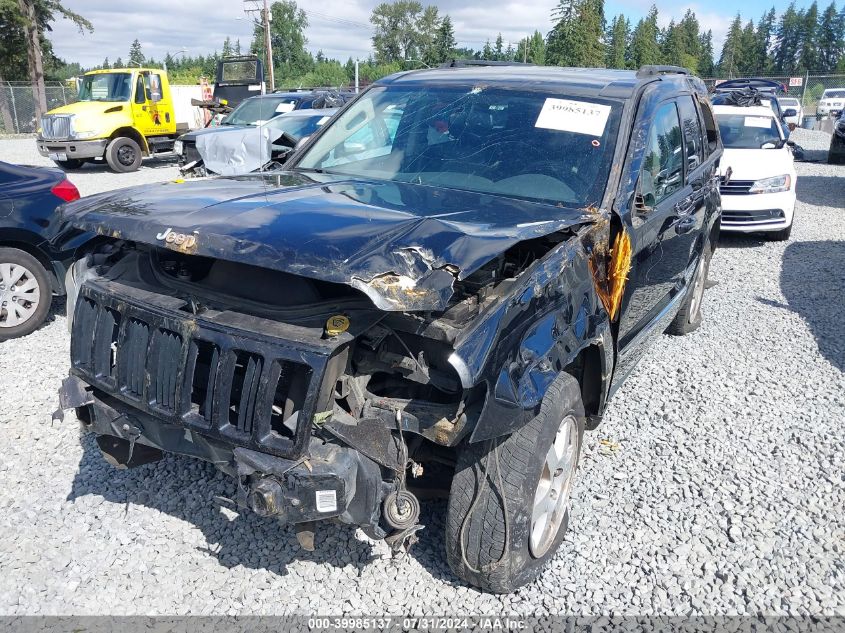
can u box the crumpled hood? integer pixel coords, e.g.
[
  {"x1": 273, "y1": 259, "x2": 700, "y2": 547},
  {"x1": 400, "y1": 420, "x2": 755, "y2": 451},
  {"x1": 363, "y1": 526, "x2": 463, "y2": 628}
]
[
  {"x1": 195, "y1": 126, "x2": 274, "y2": 175},
  {"x1": 58, "y1": 172, "x2": 593, "y2": 311}
]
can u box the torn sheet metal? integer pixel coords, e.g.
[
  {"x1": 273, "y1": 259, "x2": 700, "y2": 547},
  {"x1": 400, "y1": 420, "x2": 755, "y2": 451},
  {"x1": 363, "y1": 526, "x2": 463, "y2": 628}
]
[
  {"x1": 55, "y1": 173, "x2": 596, "y2": 311},
  {"x1": 195, "y1": 125, "x2": 273, "y2": 175}
]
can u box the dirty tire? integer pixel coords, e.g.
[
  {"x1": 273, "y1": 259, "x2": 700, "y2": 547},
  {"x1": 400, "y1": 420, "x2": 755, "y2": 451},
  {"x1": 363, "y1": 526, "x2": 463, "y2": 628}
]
[
  {"x1": 52, "y1": 158, "x2": 84, "y2": 170},
  {"x1": 0, "y1": 247, "x2": 51, "y2": 341},
  {"x1": 105, "y1": 137, "x2": 142, "y2": 173},
  {"x1": 667, "y1": 244, "x2": 711, "y2": 336},
  {"x1": 445, "y1": 373, "x2": 585, "y2": 593}
]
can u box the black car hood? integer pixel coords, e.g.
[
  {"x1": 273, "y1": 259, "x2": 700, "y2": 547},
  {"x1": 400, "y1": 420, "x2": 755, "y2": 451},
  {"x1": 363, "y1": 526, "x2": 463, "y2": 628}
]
[{"x1": 60, "y1": 172, "x2": 593, "y2": 311}]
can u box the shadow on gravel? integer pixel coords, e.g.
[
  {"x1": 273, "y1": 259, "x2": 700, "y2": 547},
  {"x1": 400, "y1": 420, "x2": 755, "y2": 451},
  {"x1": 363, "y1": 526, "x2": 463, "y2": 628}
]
[
  {"x1": 67, "y1": 433, "x2": 461, "y2": 584},
  {"x1": 795, "y1": 175, "x2": 845, "y2": 208},
  {"x1": 771, "y1": 240, "x2": 845, "y2": 373},
  {"x1": 61, "y1": 156, "x2": 177, "y2": 174},
  {"x1": 715, "y1": 233, "x2": 769, "y2": 249}
]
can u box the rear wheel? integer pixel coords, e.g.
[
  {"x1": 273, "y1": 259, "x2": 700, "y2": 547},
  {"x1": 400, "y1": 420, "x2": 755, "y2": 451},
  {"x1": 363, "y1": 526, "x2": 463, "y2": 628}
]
[
  {"x1": 667, "y1": 245, "x2": 711, "y2": 335},
  {"x1": 105, "y1": 137, "x2": 142, "y2": 172},
  {"x1": 445, "y1": 374, "x2": 585, "y2": 593},
  {"x1": 53, "y1": 158, "x2": 84, "y2": 170},
  {"x1": 0, "y1": 248, "x2": 51, "y2": 340}
]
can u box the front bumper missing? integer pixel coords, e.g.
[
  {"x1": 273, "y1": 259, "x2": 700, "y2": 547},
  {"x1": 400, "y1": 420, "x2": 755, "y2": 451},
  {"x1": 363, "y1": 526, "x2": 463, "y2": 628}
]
[{"x1": 57, "y1": 376, "x2": 385, "y2": 535}]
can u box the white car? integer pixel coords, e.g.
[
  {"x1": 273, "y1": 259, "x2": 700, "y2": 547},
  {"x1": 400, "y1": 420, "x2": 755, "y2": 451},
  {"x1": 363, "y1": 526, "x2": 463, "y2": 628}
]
[
  {"x1": 777, "y1": 97, "x2": 803, "y2": 126},
  {"x1": 817, "y1": 89, "x2": 845, "y2": 116},
  {"x1": 714, "y1": 104, "x2": 797, "y2": 241}
]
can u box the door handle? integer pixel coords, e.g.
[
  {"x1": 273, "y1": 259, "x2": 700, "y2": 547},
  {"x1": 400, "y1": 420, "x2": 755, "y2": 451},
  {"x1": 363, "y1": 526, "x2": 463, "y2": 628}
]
[
  {"x1": 675, "y1": 216, "x2": 696, "y2": 234},
  {"x1": 674, "y1": 198, "x2": 695, "y2": 216}
]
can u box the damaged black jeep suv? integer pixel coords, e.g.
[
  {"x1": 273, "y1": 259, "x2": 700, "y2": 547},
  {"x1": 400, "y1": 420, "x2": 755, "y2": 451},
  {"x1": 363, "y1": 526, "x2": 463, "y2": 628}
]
[{"x1": 54, "y1": 63, "x2": 721, "y2": 592}]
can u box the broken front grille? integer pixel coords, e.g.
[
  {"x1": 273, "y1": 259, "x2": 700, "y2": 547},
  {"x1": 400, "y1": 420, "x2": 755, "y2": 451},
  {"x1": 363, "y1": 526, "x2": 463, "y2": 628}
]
[{"x1": 71, "y1": 284, "x2": 324, "y2": 459}]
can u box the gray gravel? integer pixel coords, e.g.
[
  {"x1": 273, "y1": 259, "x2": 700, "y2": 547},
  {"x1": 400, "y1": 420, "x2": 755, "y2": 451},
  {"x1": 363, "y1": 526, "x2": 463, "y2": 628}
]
[{"x1": 0, "y1": 129, "x2": 843, "y2": 615}]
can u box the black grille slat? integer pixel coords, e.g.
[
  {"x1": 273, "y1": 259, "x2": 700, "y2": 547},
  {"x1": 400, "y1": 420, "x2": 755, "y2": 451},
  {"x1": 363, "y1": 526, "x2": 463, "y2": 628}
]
[
  {"x1": 720, "y1": 180, "x2": 754, "y2": 195},
  {"x1": 93, "y1": 307, "x2": 120, "y2": 379},
  {"x1": 236, "y1": 354, "x2": 262, "y2": 434},
  {"x1": 119, "y1": 319, "x2": 150, "y2": 398},
  {"x1": 150, "y1": 329, "x2": 183, "y2": 411},
  {"x1": 722, "y1": 209, "x2": 785, "y2": 223},
  {"x1": 71, "y1": 298, "x2": 98, "y2": 370}
]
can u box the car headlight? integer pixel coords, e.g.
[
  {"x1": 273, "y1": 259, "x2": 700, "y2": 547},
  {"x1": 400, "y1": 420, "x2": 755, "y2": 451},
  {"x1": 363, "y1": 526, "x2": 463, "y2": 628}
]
[
  {"x1": 174, "y1": 140, "x2": 184, "y2": 155},
  {"x1": 72, "y1": 130, "x2": 99, "y2": 140},
  {"x1": 749, "y1": 174, "x2": 791, "y2": 194}
]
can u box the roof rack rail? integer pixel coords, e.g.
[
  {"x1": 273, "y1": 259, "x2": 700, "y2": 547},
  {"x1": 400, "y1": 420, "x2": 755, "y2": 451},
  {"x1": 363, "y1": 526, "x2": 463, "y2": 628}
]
[
  {"x1": 440, "y1": 60, "x2": 535, "y2": 68},
  {"x1": 636, "y1": 65, "x2": 690, "y2": 78}
]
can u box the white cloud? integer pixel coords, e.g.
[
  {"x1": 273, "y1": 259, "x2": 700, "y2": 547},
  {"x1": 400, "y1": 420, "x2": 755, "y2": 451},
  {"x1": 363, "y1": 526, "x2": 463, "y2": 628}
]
[{"x1": 48, "y1": 0, "x2": 733, "y2": 69}]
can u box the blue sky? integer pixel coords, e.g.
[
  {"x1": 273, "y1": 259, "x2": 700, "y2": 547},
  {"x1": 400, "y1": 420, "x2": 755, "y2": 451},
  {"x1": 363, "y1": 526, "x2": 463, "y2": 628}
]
[{"x1": 48, "y1": 0, "x2": 803, "y2": 69}]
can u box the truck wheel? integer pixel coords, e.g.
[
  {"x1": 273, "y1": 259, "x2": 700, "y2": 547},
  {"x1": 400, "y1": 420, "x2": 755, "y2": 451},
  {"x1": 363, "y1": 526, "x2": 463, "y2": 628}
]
[
  {"x1": 105, "y1": 137, "x2": 142, "y2": 172},
  {"x1": 667, "y1": 245, "x2": 711, "y2": 336},
  {"x1": 0, "y1": 248, "x2": 51, "y2": 340},
  {"x1": 445, "y1": 373, "x2": 585, "y2": 593},
  {"x1": 53, "y1": 159, "x2": 84, "y2": 170}
]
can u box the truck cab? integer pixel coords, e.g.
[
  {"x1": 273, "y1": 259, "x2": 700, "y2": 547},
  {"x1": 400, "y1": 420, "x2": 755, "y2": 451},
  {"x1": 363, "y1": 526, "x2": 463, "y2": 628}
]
[{"x1": 36, "y1": 68, "x2": 183, "y2": 173}]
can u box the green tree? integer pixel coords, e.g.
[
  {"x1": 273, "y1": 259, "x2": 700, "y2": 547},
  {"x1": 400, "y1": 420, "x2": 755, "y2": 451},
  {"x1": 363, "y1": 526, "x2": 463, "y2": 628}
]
[
  {"x1": 432, "y1": 15, "x2": 457, "y2": 63},
  {"x1": 818, "y1": 2, "x2": 845, "y2": 71},
  {"x1": 738, "y1": 20, "x2": 758, "y2": 74},
  {"x1": 222, "y1": 36, "x2": 233, "y2": 57},
  {"x1": 798, "y1": 1, "x2": 819, "y2": 70},
  {"x1": 606, "y1": 15, "x2": 629, "y2": 68},
  {"x1": 252, "y1": 0, "x2": 313, "y2": 79},
  {"x1": 629, "y1": 5, "x2": 661, "y2": 68},
  {"x1": 698, "y1": 30, "x2": 715, "y2": 76},
  {"x1": 773, "y1": 3, "x2": 803, "y2": 72},
  {"x1": 370, "y1": 0, "x2": 424, "y2": 63},
  {"x1": 494, "y1": 33, "x2": 504, "y2": 61},
  {"x1": 114, "y1": 56, "x2": 123, "y2": 68},
  {"x1": 718, "y1": 14, "x2": 744, "y2": 76},
  {"x1": 546, "y1": 0, "x2": 605, "y2": 67},
  {"x1": 661, "y1": 20, "x2": 687, "y2": 68},
  {"x1": 417, "y1": 5, "x2": 440, "y2": 65},
  {"x1": 754, "y1": 8, "x2": 777, "y2": 73},
  {"x1": 481, "y1": 39, "x2": 493, "y2": 59},
  {"x1": 128, "y1": 38, "x2": 144, "y2": 66},
  {"x1": 515, "y1": 30, "x2": 546, "y2": 64}
]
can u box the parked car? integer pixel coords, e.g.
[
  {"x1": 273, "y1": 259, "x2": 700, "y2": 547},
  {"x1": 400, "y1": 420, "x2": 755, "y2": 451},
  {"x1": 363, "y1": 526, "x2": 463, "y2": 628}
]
[
  {"x1": 777, "y1": 97, "x2": 803, "y2": 127},
  {"x1": 817, "y1": 89, "x2": 845, "y2": 116},
  {"x1": 829, "y1": 110, "x2": 845, "y2": 164},
  {"x1": 53, "y1": 64, "x2": 721, "y2": 593},
  {"x1": 0, "y1": 161, "x2": 84, "y2": 339},
  {"x1": 711, "y1": 78, "x2": 794, "y2": 137},
  {"x1": 175, "y1": 91, "x2": 353, "y2": 168},
  {"x1": 714, "y1": 104, "x2": 797, "y2": 240},
  {"x1": 186, "y1": 109, "x2": 337, "y2": 177}
]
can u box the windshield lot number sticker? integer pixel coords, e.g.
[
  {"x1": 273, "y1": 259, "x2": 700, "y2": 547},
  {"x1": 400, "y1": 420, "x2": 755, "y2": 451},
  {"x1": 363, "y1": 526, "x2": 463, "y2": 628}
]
[
  {"x1": 745, "y1": 116, "x2": 772, "y2": 128},
  {"x1": 316, "y1": 490, "x2": 337, "y2": 513},
  {"x1": 535, "y1": 98, "x2": 611, "y2": 136}
]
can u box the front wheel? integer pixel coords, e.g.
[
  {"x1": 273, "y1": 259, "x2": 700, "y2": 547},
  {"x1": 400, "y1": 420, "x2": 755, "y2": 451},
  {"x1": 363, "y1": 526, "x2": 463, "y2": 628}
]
[
  {"x1": 105, "y1": 137, "x2": 142, "y2": 172},
  {"x1": 445, "y1": 373, "x2": 585, "y2": 593},
  {"x1": 0, "y1": 248, "x2": 51, "y2": 340}
]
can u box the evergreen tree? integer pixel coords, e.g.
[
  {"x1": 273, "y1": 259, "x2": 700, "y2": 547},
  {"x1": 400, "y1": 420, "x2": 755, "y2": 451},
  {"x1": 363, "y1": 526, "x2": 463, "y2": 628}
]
[
  {"x1": 738, "y1": 20, "x2": 758, "y2": 74},
  {"x1": 679, "y1": 9, "x2": 701, "y2": 61},
  {"x1": 755, "y1": 8, "x2": 777, "y2": 74},
  {"x1": 114, "y1": 56, "x2": 123, "y2": 68},
  {"x1": 718, "y1": 14, "x2": 744, "y2": 76},
  {"x1": 516, "y1": 31, "x2": 546, "y2": 64},
  {"x1": 128, "y1": 38, "x2": 145, "y2": 66},
  {"x1": 101, "y1": 56, "x2": 110, "y2": 70},
  {"x1": 235, "y1": 39, "x2": 242, "y2": 55},
  {"x1": 417, "y1": 5, "x2": 440, "y2": 65},
  {"x1": 222, "y1": 36, "x2": 233, "y2": 57},
  {"x1": 482, "y1": 39, "x2": 493, "y2": 59},
  {"x1": 818, "y1": 2, "x2": 845, "y2": 71},
  {"x1": 606, "y1": 14, "x2": 629, "y2": 68},
  {"x1": 662, "y1": 20, "x2": 687, "y2": 68},
  {"x1": 773, "y1": 3, "x2": 803, "y2": 72},
  {"x1": 494, "y1": 33, "x2": 504, "y2": 61},
  {"x1": 798, "y1": 1, "x2": 820, "y2": 70},
  {"x1": 432, "y1": 15, "x2": 457, "y2": 63},
  {"x1": 546, "y1": 0, "x2": 605, "y2": 67},
  {"x1": 629, "y1": 5, "x2": 661, "y2": 68},
  {"x1": 698, "y1": 30, "x2": 715, "y2": 76}
]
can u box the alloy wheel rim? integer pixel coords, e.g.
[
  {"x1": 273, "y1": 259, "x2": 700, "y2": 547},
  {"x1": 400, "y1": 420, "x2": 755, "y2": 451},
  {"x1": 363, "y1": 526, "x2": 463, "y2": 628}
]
[
  {"x1": 0, "y1": 263, "x2": 40, "y2": 328},
  {"x1": 529, "y1": 414, "x2": 579, "y2": 558},
  {"x1": 689, "y1": 256, "x2": 707, "y2": 321}
]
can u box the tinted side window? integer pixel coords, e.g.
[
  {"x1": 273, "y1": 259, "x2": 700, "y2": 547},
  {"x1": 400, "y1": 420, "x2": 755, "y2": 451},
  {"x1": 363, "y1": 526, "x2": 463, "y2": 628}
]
[
  {"x1": 678, "y1": 96, "x2": 703, "y2": 171},
  {"x1": 697, "y1": 97, "x2": 719, "y2": 154},
  {"x1": 640, "y1": 102, "x2": 683, "y2": 207},
  {"x1": 134, "y1": 76, "x2": 146, "y2": 104}
]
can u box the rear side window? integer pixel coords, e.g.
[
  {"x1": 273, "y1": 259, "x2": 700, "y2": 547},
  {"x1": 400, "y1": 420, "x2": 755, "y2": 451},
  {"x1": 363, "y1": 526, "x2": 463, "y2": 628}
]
[
  {"x1": 678, "y1": 96, "x2": 704, "y2": 171},
  {"x1": 697, "y1": 97, "x2": 719, "y2": 154},
  {"x1": 640, "y1": 102, "x2": 683, "y2": 206}
]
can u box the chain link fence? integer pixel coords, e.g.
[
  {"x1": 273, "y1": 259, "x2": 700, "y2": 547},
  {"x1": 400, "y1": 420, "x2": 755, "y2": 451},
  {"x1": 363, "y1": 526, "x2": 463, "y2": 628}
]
[{"x1": 0, "y1": 81, "x2": 78, "y2": 135}]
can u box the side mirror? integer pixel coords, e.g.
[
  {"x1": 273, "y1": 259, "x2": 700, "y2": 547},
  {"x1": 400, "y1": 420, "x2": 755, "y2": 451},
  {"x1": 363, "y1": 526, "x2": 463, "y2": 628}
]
[{"x1": 783, "y1": 108, "x2": 798, "y2": 118}]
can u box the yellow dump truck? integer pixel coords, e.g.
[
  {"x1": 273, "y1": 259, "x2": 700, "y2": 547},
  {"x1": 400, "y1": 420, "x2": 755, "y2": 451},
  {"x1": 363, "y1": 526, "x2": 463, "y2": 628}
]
[{"x1": 36, "y1": 68, "x2": 189, "y2": 173}]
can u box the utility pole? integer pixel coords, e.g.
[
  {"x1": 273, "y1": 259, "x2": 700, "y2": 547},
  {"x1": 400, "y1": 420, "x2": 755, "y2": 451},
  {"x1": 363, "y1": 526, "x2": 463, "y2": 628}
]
[
  {"x1": 355, "y1": 59, "x2": 359, "y2": 93},
  {"x1": 244, "y1": 0, "x2": 275, "y2": 91}
]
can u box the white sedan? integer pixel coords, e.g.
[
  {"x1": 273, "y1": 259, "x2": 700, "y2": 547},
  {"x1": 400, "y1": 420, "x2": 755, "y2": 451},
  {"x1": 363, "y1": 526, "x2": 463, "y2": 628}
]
[
  {"x1": 714, "y1": 104, "x2": 797, "y2": 241},
  {"x1": 777, "y1": 97, "x2": 803, "y2": 127}
]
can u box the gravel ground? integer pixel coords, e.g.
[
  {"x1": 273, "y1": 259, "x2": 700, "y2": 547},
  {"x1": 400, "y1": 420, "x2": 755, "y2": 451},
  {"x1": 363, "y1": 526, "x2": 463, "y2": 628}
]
[{"x1": 0, "y1": 129, "x2": 843, "y2": 616}]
